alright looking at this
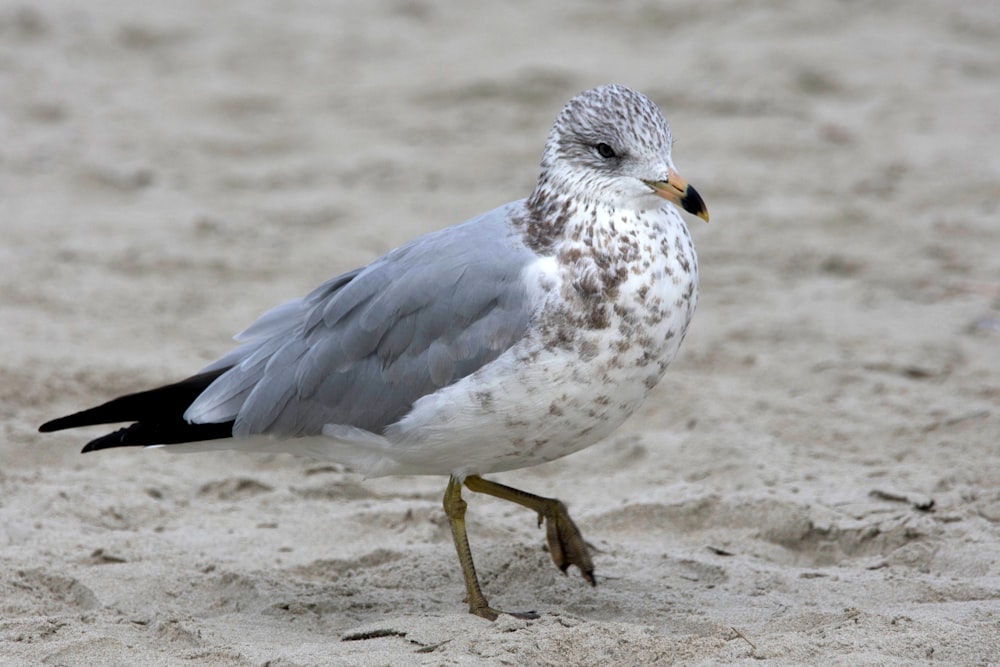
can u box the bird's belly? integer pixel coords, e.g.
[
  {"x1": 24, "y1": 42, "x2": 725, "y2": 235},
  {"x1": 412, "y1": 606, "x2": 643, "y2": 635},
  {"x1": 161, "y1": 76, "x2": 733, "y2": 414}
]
[{"x1": 386, "y1": 267, "x2": 696, "y2": 477}]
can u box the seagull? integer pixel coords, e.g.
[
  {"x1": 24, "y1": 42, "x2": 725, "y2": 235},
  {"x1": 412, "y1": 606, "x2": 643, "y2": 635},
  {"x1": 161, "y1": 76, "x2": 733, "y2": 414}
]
[{"x1": 39, "y1": 84, "x2": 709, "y2": 620}]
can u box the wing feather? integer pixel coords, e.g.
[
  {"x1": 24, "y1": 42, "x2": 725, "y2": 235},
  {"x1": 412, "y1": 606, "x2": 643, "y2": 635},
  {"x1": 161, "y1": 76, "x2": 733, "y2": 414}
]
[{"x1": 187, "y1": 201, "x2": 536, "y2": 438}]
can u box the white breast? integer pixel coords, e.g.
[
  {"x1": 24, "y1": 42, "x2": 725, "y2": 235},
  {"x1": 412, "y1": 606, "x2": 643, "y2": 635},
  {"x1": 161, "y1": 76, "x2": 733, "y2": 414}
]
[{"x1": 375, "y1": 207, "x2": 698, "y2": 478}]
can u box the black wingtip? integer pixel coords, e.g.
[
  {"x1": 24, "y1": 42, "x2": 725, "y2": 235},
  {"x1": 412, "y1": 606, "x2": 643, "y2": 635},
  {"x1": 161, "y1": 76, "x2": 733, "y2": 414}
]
[
  {"x1": 38, "y1": 367, "x2": 235, "y2": 451},
  {"x1": 39, "y1": 404, "x2": 136, "y2": 434},
  {"x1": 39, "y1": 415, "x2": 78, "y2": 433},
  {"x1": 39, "y1": 367, "x2": 232, "y2": 431},
  {"x1": 80, "y1": 427, "x2": 135, "y2": 453},
  {"x1": 79, "y1": 420, "x2": 235, "y2": 453}
]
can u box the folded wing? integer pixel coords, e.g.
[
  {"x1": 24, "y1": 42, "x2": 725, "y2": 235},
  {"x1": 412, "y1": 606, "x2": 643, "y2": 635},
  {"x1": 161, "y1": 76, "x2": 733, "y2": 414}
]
[{"x1": 41, "y1": 202, "x2": 538, "y2": 451}]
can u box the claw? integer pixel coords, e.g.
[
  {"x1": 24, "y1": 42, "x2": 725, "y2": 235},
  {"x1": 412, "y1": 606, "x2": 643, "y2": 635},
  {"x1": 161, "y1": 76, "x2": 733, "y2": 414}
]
[
  {"x1": 465, "y1": 476, "x2": 597, "y2": 586},
  {"x1": 459, "y1": 475, "x2": 599, "y2": 617},
  {"x1": 445, "y1": 477, "x2": 513, "y2": 621},
  {"x1": 538, "y1": 500, "x2": 595, "y2": 585}
]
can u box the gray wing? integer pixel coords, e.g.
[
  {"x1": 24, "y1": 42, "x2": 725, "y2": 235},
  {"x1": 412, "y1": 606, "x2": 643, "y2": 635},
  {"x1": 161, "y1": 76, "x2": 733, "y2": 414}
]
[{"x1": 184, "y1": 201, "x2": 537, "y2": 438}]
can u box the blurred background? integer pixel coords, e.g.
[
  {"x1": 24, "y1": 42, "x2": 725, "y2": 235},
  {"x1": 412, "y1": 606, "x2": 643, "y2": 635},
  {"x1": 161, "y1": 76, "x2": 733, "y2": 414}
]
[{"x1": 2, "y1": 1, "x2": 998, "y2": 663}]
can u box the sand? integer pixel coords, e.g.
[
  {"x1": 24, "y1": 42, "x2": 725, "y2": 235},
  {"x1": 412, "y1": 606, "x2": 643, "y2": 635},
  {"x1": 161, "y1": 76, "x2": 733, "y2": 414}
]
[{"x1": 2, "y1": 1, "x2": 999, "y2": 664}]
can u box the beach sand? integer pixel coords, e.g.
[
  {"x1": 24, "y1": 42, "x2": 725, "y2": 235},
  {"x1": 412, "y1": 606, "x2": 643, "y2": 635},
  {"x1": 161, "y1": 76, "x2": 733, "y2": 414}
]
[{"x1": 2, "y1": 1, "x2": 999, "y2": 664}]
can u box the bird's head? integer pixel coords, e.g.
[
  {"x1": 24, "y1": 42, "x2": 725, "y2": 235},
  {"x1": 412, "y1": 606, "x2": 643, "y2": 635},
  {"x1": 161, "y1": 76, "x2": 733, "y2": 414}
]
[{"x1": 533, "y1": 84, "x2": 708, "y2": 221}]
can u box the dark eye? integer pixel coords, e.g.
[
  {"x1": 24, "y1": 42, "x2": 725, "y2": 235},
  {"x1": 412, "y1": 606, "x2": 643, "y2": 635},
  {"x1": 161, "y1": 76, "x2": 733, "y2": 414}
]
[{"x1": 595, "y1": 142, "x2": 617, "y2": 159}]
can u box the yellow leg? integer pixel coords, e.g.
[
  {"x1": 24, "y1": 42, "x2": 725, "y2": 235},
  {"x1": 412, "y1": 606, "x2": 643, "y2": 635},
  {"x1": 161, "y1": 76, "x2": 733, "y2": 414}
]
[
  {"x1": 442, "y1": 475, "x2": 501, "y2": 620},
  {"x1": 464, "y1": 475, "x2": 595, "y2": 586}
]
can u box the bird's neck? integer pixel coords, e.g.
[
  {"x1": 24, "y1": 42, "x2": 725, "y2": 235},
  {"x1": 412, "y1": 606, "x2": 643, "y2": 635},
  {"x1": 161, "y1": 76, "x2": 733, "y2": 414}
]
[
  {"x1": 523, "y1": 187, "x2": 576, "y2": 252},
  {"x1": 523, "y1": 186, "x2": 662, "y2": 255}
]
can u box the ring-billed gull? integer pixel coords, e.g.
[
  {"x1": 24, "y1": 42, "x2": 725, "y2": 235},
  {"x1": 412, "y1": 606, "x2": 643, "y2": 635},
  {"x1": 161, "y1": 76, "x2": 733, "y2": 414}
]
[{"x1": 40, "y1": 84, "x2": 709, "y2": 620}]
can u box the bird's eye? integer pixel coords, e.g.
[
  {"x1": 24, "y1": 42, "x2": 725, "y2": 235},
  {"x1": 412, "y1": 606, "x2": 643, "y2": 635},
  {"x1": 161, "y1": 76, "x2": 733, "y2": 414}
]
[{"x1": 595, "y1": 143, "x2": 617, "y2": 159}]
